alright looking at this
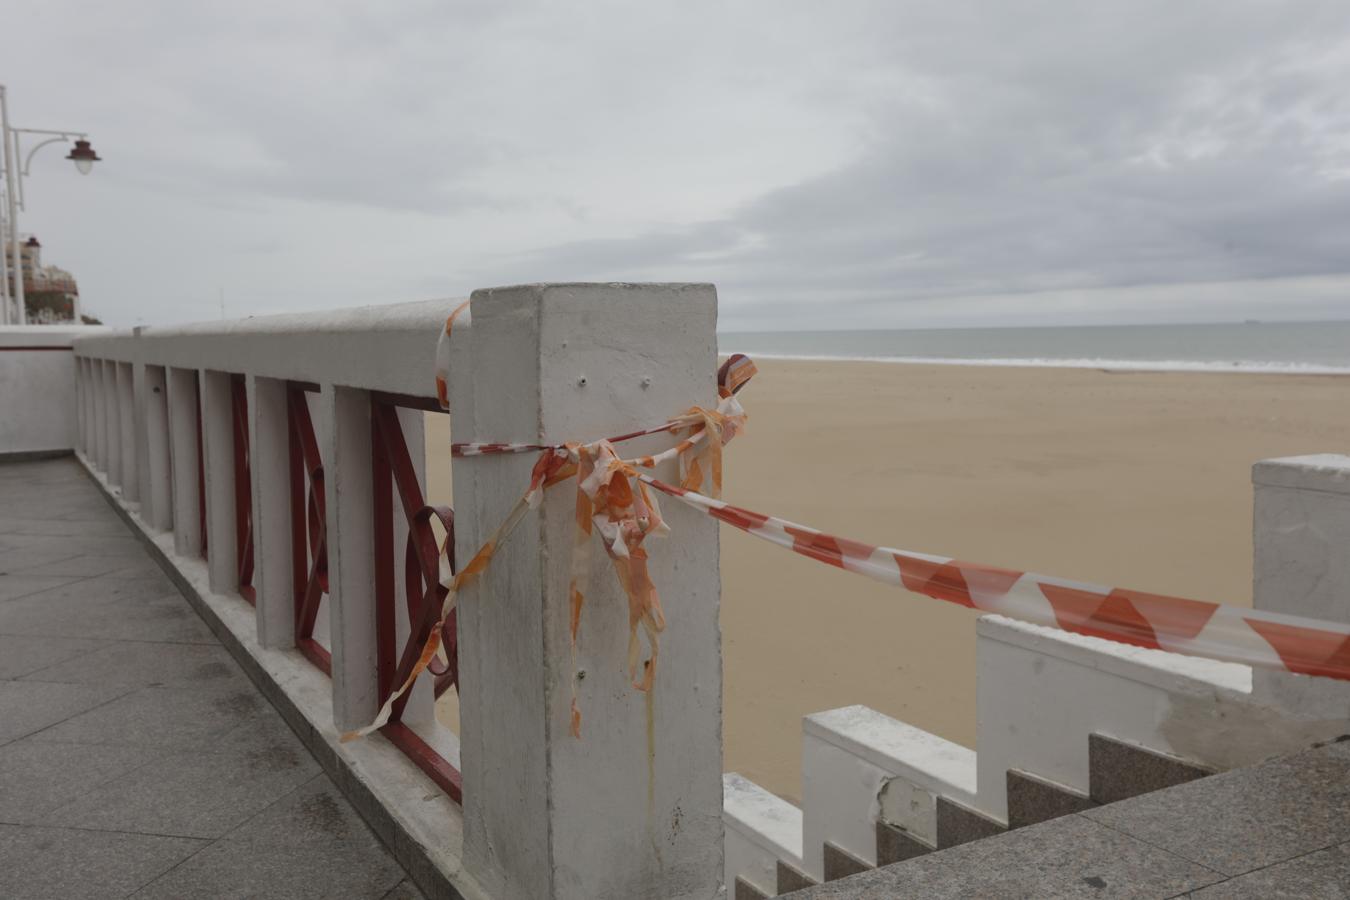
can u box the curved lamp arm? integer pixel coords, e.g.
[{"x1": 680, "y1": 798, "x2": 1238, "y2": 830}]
[{"x1": 12, "y1": 128, "x2": 88, "y2": 210}]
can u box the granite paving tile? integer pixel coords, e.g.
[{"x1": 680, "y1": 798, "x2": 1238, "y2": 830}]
[
  {"x1": 24, "y1": 640, "x2": 250, "y2": 689},
  {"x1": 0, "y1": 634, "x2": 102, "y2": 679},
  {"x1": 0, "y1": 678, "x2": 133, "y2": 744},
  {"x1": 0, "y1": 738, "x2": 163, "y2": 824},
  {"x1": 128, "y1": 838, "x2": 408, "y2": 899},
  {"x1": 222, "y1": 773, "x2": 385, "y2": 848},
  {"x1": 380, "y1": 880, "x2": 429, "y2": 900},
  {"x1": 103, "y1": 558, "x2": 171, "y2": 578},
  {"x1": 0, "y1": 459, "x2": 422, "y2": 897},
  {"x1": 0, "y1": 588, "x2": 218, "y2": 643},
  {"x1": 788, "y1": 814, "x2": 1223, "y2": 899},
  {"x1": 0, "y1": 823, "x2": 205, "y2": 900},
  {"x1": 1185, "y1": 840, "x2": 1350, "y2": 898},
  {"x1": 29, "y1": 683, "x2": 271, "y2": 750},
  {"x1": 11, "y1": 552, "x2": 158, "y2": 578},
  {"x1": 0, "y1": 545, "x2": 90, "y2": 574},
  {"x1": 1084, "y1": 741, "x2": 1350, "y2": 877},
  {"x1": 0, "y1": 515, "x2": 139, "y2": 537},
  {"x1": 16, "y1": 571, "x2": 179, "y2": 606},
  {"x1": 208, "y1": 708, "x2": 314, "y2": 757},
  {"x1": 0, "y1": 530, "x2": 152, "y2": 556},
  {"x1": 0, "y1": 572, "x2": 86, "y2": 601},
  {"x1": 41, "y1": 741, "x2": 321, "y2": 839}
]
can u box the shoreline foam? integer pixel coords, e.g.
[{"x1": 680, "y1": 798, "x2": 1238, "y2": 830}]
[{"x1": 719, "y1": 352, "x2": 1350, "y2": 375}]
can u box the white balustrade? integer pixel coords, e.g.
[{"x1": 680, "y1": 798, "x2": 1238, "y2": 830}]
[
  {"x1": 61, "y1": 286, "x2": 725, "y2": 900},
  {"x1": 16, "y1": 300, "x2": 1350, "y2": 899}
]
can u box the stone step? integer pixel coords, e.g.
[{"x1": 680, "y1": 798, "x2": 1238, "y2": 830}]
[
  {"x1": 935, "y1": 796, "x2": 1006, "y2": 848},
  {"x1": 1006, "y1": 768, "x2": 1097, "y2": 829},
  {"x1": 776, "y1": 859, "x2": 818, "y2": 894},
  {"x1": 782, "y1": 739, "x2": 1350, "y2": 898},
  {"x1": 875, "y1": 820, "x2": 935, "y2": 866},
  {"x1": 1089, "y1": 733, "x2": 1215, "y2": 804}
]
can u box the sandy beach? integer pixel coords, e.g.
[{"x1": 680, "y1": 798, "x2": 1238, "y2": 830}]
[{"x1": 427, "y1": 359, "x2": 1350, "y2": 804}]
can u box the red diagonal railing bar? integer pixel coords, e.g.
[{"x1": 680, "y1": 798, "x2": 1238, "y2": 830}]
[
  {"x1": 230, "y1": 374, "x2": 256, "y2": 605},
  {"x1": 381, "y1": 722, "x2": 463, "y2": 804},
  {"x1": 371, "y1": 402, "x2": 458, "y2": 719},
  {"x1": 288, "y1": 383, "x2": 330, "y2": 675},
  {"x1": 195, "y1": 373, "x2": 208, "y2": 558},
  {"x1": 373, "y1": 406, "x2": 397, "y2": 704},
  {"x1": 369, "y1": 394, "x2": 462, "y2": 804},
  {"x1": 405, "y1": 504, "x2": 458, "y2": 697}
]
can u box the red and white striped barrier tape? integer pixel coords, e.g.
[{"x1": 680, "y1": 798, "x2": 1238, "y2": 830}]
[
  {"x1": 347, "y1": 333, "x2": 1350, "y2": 743},
  {"x1": 633, "y1": 473, "x2": 1350, "y2": 682}
]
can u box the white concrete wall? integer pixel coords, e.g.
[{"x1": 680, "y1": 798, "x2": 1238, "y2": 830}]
[
  {"x1": 724, "y1": 773, "x2": 802, "y2": 897},
  {"x1": 802, "y1": 705, "x2": 975, "y2": 877},
  {"x1": 974, "y1": 617, "x2": 1250, "y2": 822},
  {"x1": 1252, "y1": 455, "x2": 1350, "y2": 717},
  {"x1": 0, "y1": 326, "x2": 108, "y2": 455}
]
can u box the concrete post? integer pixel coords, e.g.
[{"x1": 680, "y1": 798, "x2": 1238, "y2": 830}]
[
  {"x1": 142, "y1": 366, "x2": 174, "y2": 532},
  {"x1": 1252, "y1": 455, "x2": 1350, "y2": 717},
  {"x1": 117, "y1": 363, "x2": 139, "y2": 504},
  {"x1": 134, "y1": 363, "x2": 151, "y2": 509},
  {"x1": 451, "y1": 284, "x2": 723, "y2": 900},
  {"x1": 74, "y1": 357, "x2": 86, "y2": 457},
  {"x1": 251, "y1": 376, "x2": 293, "y2": 648},
  {"x1": 92, "y1": 360, "x2": 107, "y2": 472},
  {"x1": 201, "y1": 370, "x2": 239, "y2": 594},
  {"x1": 104, "y1": 360, "x2": 122, "y2": 487},
  {"x1": 167, "y1": 367, "x2": 203, "y2": 559},
  {"x1": 325, "y1": 384, "x2": 378, "y2": 731}
]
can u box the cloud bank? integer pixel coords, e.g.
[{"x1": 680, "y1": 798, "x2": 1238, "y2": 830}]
[{"x1": 5, "y1": 1, "x2": 1349, "y2": 327}]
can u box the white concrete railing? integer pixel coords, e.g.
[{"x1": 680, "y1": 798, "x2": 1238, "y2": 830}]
[
  {"x1": 69, "y1": 285, "x2": 726, "y2": 900},
  {"x1": 0, "y1": 325, "x2": 108, "y2": 457}
]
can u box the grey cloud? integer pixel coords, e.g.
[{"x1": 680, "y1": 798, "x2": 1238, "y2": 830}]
[{"x1": 485, "y1": 1, "x2": 1350, "y2": 326}]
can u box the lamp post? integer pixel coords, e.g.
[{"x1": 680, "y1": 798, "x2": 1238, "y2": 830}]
[{"x1": 0, "y1": 85, "x2": 100, "y2": 325}]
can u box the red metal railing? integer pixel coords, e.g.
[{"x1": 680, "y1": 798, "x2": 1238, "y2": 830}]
[
  {"x1": 370, "y1": 391, "x2": 462, "y2": 803},
  {"x1": 231, "y1": 374, "x2": 256, "y2": 605},
  {"x1": 288, "y1": 382, "x2": 331, "y2": 675}
]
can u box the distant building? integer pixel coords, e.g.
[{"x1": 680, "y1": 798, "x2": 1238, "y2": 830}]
[{"x1": 8, "y1": 235, "x2": 80, "y2": 323}]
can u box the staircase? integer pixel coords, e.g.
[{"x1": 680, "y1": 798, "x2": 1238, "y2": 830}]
[
  {"x1": 723, "y1": 616, "x2": 1343, "y2": 898},
  {"x1": 724, "y1": 455, "x2": 1350, "y2": 897}
]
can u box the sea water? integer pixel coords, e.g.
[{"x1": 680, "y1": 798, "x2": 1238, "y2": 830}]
[{"x1": 720, "y1": 320, "x2": 1350, "y2": 374}]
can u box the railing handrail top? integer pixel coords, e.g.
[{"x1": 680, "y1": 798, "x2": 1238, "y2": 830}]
[
  {"x1": 1, "y1": 325, "x2": 110, "y2": 348},
  {"x1": 72, "y1": 297, "x2": 466, "y2": 349}
]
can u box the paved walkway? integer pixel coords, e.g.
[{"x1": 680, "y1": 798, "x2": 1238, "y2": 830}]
[{"x1": 0, "y1": 456, "x2": 423, "y2": 900}]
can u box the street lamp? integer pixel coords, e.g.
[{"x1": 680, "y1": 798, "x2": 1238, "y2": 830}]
[
  {"x1": 66, "y1": 140, "x2": 101, "y2": 176},
  {"x1": 0, "y1": 85, "x2": 100, "y2": 325}
]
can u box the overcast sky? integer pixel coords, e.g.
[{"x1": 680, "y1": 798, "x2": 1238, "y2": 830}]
[{"x1": 4, "y1": 1, "x2": 1349, "y2": 329}]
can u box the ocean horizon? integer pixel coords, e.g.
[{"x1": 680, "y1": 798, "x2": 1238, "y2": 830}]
[{"x1": 719, "y1": 320, "x2": 1350, "y2": 374}]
